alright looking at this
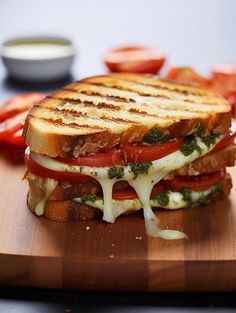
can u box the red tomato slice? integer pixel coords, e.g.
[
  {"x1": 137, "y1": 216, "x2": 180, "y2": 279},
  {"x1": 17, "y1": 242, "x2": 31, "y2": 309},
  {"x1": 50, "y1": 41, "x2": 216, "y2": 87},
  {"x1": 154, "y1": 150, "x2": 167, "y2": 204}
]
[
  {"x1": 104, "y1": 45, "x2": 166, "y2": 74},
  {"x1": 164, "y1": 169, "x2": 226, "y2": 192},
  {"x1": 5, "y1": 128, "x2": 25, "y2": 147},
  {"x1": 112, "y1": 182, "x2": 165, "y2": 200},
  {"x1": 57, "y1": 149, "x2": 123, "y2": 167},
  {"x1": 25, "y1": 154, "x2": 93, "y2": 183},
  {"x1": 0, "y1": 92, "x2": 45, "y2": 122},
  {"x1": 166, "y1": 67, "x2": 211, "y2": 88},
  {"x1": 120, "y1": 138, "x2": 183, "y2": 162},
  {"x1": 0, "y1": 111, "x2": 27, "y2": 141},
  {"x1": 211, "y1": 127, "x2": 236, "y2": 153}
]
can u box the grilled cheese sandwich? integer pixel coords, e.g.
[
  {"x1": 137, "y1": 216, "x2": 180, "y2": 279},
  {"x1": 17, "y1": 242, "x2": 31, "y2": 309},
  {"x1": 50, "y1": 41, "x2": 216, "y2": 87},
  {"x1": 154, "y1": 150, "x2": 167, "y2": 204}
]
[{"x1": 23, "y1": 74, "x2": 236, "y2": 239}]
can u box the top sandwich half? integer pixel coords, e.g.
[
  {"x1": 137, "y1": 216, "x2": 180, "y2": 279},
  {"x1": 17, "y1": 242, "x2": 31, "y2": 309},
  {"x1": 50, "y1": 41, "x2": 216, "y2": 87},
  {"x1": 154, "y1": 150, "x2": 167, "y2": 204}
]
[{"x1": 23, "y1": 73, "x2": 231, "y2": 157}]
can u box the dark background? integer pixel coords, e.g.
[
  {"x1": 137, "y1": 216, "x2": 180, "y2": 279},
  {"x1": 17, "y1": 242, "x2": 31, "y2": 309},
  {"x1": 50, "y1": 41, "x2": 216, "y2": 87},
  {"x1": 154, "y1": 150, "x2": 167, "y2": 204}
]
[{"x1": 0, "y1": 0, "x2": 236, "y2": 311}]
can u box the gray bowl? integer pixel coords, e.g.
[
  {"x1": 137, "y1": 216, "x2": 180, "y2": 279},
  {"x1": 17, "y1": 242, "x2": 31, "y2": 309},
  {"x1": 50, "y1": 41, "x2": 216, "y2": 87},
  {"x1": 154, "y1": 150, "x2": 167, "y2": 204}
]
[{"x1": 1, "y1": 36, "x2": 75, "y2": 82}]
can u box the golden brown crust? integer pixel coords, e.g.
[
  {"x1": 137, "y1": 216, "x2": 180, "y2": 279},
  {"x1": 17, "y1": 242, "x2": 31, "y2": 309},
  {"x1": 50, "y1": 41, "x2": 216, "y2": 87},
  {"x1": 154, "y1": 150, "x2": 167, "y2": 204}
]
[
  {"x1": 44, "y1": 200, "x2": 102, "y2": 222},
  {"x1": 23, "y1": 74, "x2": 231, "y2": 157}
]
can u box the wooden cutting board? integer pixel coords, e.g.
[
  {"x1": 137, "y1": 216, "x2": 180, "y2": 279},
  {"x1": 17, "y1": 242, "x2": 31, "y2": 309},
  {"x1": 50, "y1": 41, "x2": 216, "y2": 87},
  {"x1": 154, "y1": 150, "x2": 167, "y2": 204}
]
[{"x1": 0, "y1": 148, "x2": 236, "y2": 292}]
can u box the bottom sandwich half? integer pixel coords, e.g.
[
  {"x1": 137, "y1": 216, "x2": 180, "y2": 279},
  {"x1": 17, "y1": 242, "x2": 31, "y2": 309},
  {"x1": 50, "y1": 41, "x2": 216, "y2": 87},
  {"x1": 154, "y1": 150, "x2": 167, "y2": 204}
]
[{"x1": 26, "y1": 171, "x2": 232, "y2": 223}]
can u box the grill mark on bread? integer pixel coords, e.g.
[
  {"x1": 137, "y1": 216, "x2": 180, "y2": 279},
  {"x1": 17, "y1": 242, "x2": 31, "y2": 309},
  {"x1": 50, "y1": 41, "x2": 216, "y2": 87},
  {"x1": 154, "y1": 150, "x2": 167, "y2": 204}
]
[
  {"x1": 50, "y1": 96, "x2": 121, "y2": 111},
  {"x1": 49, "y1": 96, "x2": 162, "y2": 118},
  {"x1": 68, "y1": 81, "x2": 227, "y2": 113},
  {"x1": 32, "y1": 117, "x2": 106, "y2": 131},
  {"x1": 96, "y1": 74, "x2": 218, "y2": 98},
  {"x1": 128, "y1": 107, "x2": 150, "y2": 115},
  {"x1": 35, "y1": 99, "x2": 185, "y2": 125},
  {"x1": 30, "y1": 105, "x2": 134, "y2": 126},
  {"x1": 63, "y1": 87, "x2": 134, "y2": 103},
  {"x1": 52, "y1": 86, "x2": 221, "y2": 115},
  {"x1": 84, "y1": 81, "x2": 171, "y2": 98},
  {"x1": 83, "y1": 76, "x2": 225, "y2": 105},
  {"x1": 37, "y1": 93, "x2": 221, "y2": 122}
]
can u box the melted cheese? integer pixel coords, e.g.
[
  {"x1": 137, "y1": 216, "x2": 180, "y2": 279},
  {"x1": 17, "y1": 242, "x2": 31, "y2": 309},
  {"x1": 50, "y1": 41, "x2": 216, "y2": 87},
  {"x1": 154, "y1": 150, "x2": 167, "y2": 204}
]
[
  {"x1": 35, "y1": 178, "x2": 57, "y2": 215},
  {"x1": 26, "y1": 135, "x2": 221, "y2": 240},
  {"x1": 74, "y1": 187, "x2": 215, "y2": 214}
]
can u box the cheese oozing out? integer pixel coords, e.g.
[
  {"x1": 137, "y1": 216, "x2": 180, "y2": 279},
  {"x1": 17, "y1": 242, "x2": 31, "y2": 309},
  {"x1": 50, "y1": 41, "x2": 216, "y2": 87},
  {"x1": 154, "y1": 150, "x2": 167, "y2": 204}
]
[
  {"x1": 74, "y1": 185, "x2": 218, "y2": 217},
  {"x1": 27, "y1": 135, "x2": 222, "y2": 240}
]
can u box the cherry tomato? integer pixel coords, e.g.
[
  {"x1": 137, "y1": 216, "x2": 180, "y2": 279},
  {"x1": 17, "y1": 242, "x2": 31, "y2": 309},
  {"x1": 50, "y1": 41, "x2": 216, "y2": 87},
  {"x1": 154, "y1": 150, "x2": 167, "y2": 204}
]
[
  {"x1": 120, "y1": 138, "x2": 183, "y2": 162},
  {"x1": 25, "y1": 153, "x2": 94, "y2": 183},
  {"x1": 112, "y1": 182, "x2": 165, "y2": 200},
  {"x1": 164, "y1": 169, "x2": 226, "y2": 191},
  {"x1": 57, "y1": 149, "x2": 123, "y2": 167},
  {"x1": 104, "y1": 45, "x2": 166, "y2": 74},
  {"x1": 0, "y1": 92, "x2": 45, "y2": 122},
  {"x1": 211, "y1": 127, "x2": 236, "y2": 153},
  {"x1": 166, "y1": 67, "x2": 211, "y2": 88}
]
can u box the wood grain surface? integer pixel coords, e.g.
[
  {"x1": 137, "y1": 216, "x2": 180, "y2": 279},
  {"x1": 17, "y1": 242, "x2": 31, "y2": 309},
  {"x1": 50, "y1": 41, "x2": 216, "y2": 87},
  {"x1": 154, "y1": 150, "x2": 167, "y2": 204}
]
[{"x1": 0, "y1": 146, "x2": 236, "y2": 291}]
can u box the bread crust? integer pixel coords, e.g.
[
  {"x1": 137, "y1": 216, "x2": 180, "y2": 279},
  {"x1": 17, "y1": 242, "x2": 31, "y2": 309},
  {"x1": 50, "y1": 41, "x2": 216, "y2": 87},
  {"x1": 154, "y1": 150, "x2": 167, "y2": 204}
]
[
  {"x1": 23, "y1": 74, "x2": 231, "y2": 157},
  {"x1": 172, "y1": 144, "x2": 236, "y2": 176}
]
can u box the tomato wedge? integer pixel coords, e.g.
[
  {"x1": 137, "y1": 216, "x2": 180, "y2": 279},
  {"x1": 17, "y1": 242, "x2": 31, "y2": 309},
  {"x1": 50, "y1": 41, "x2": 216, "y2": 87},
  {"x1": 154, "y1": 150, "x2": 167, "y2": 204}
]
[
  {"x1": 164, "y1": 169, "x2": 226, "y2": 192},
  {"x1": 0, "y1": 92, "x2": 45, "y2": 122},
  {"x1": 211, "y1": 127, "x2": 236, "y2": 153},
  {"x1": 0, "y1": 111, "x2": 27, "y2": 142},
  {"x1": 120, "y1": 138, "x2": 183, "y2": 162},
  {"x1": 25, "y1": 154, "x2": 93, "y2": 183},
  {"x1": 104, "y1": 45, "x2": 166, "y2": 74},
  {"x1": 112, "y1": 182, "x2": 165, "y2": 200},
  {"x1": 57, "y1": 149, "x2": 123, "y2": 167},
  {"x1": 166, "y1": 67, "x2": 211, "y2": 88},
  {"x1": 5, "y1": 128, "x2": 25, "y2": 147}
]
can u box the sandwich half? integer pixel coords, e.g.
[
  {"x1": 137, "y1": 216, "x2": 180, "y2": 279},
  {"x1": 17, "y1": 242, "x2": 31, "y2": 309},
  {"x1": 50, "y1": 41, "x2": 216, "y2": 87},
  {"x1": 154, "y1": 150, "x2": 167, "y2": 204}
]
[{"x1": 23, "y1": 73, "x2": 236, "y2": 239}]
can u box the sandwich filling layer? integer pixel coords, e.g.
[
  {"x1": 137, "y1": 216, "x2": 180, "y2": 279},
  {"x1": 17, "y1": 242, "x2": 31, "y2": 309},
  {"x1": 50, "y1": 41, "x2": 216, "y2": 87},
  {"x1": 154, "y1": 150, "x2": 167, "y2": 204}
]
[{"x1": 25, "y1": 134, "x2": 228, "y2": 240}]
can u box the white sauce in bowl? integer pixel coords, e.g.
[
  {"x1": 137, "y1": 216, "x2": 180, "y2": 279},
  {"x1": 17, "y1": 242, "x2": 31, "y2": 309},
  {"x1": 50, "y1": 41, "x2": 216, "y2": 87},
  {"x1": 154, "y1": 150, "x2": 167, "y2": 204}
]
[
  {"x1": 1, "y1": 36, "x2": 75, "y2": 81},
  {"x1": 2, "y1": 42, "x2": 73, "y2": 60}
]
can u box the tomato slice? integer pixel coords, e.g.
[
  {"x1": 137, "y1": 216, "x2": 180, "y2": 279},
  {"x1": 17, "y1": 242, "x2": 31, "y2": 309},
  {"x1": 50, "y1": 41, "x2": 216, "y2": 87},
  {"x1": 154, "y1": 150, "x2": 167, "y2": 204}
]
[
  {"x1": 120, "y1": 138, "x2": 183, "y2": 162},
  {"x1": 112, "y1": 182, "x2": 165, "y2": 200},
  {"x1": 166, "y1": 67, "x2": 211, "y2": 88},
  {"x1": 211, "y1": 127, "x2": 236, "y2": 153},
  {"x1": 104, "y1": 45, "x2": 166, "y2": 74},
  {"x1": 5, "y1": 128, "x2": 25, "y2": 147},
  {"x1": 0, "y1": 111, "x2": 27, "y2": 141},
  {"x1": 0, "y1": 92, "x2": 45, "y2": 122},
  {"x1": 25, "y1": 154, "x2": 93, "y2": 183},
  {"x1": 164, "y1": 169, "x2": 226, "y2": 192},
  {"x1": 57, "y1": 149, "x2": 123, "y2": 167}
]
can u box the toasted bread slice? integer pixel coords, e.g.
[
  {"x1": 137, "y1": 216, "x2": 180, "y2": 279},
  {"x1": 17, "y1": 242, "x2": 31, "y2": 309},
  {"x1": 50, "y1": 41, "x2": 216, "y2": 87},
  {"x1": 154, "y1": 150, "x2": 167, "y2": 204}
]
[
  {"x1": 173, "y1": 144, "x2": 236, "y2": 176},
  {"x1": 23, "y1": 74, "x2": 231, "y2": 157}
]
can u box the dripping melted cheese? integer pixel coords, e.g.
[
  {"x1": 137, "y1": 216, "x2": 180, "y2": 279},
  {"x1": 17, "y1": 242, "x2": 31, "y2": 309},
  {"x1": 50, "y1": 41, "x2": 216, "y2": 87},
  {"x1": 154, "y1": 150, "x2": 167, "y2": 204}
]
[{"x1": 27, "y1": 135, "x2": 221, "y2": 240}]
